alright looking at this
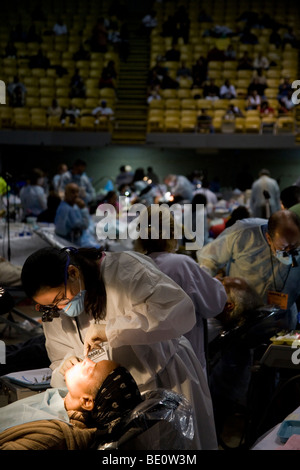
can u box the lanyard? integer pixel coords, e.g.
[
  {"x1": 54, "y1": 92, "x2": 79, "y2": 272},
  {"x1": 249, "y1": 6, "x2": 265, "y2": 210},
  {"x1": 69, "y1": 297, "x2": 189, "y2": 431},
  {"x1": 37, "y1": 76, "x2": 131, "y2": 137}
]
[{"x1": 269, "y1": 247, "x2": 292, "y2": 292}]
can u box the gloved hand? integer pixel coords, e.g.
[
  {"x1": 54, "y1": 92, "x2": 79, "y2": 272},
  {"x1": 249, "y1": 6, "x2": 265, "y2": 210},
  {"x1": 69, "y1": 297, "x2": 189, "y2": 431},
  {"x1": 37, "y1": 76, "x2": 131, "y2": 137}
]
[
  {"x1": 84, "y1": 323, "x2": 107, "y2": 356},
  {"x1": 59, "y1": 356, "x2": 82, "y2": 376}
]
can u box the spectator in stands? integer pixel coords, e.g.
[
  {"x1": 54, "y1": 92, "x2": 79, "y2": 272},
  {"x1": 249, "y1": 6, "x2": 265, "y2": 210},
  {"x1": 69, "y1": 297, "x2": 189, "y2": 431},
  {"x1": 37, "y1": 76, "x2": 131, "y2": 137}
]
[
  {"x1": 207, "y1": 46, "x2": 225, "y2": 62},
  {"x1": 246, "y1": 89, "x2": 262, "y2": 110},
  {"x1": 240, "y1": 26, "x2": 258, "y2": 44},
  {"x1": 141, "y1": 10, "x2": 158, "y2": 35},
  {"x1": 250, "y1": 168, "x2": 281, "y2": 218},
  {"x1": 237, "y1": 51, "x2": 253, "y2": 70},
  {"x1": 92, "y1": 100, "x2": 114, "y2": 121},
  {"x1": 165, "y1": 42, "x2": 180, "y2": 62},
  {"x1": 192, "y1": 56, "x2": 208, "y2": 88},
  {"x1": 29, "y1": 48, "x2": 50, "y2": 69},
  {"x1": 196, "y1": 109, "x2": 214, "y2": 133},
  {"x1": 248, "y1": 76, "x2": 267, "y2": 97},
  {"x1": 176, "y1": 60, "x2": 192, "y2": 79},
  {"x1": 224, "y1": 103, "x2": 244, "y2": 118},
  {"x1": 164, "y1": 174, "x2": 194, "y2": 202},
  {"x1": 173, "y1": 5, "x2": 190, "y2": 44},
  {"x1": 282, "y1": 27, "x2": 298, "y2": 48},
  {"x1": 47, "y1": 99, "x2": 63, "y2": 118},
  {"x1": 278, "y1": 77, "x2": 292, "y2": 101},
  {"x1": 147, "y1": 86, "x2": 162, "y2": 104},
  {"x1": 147, "y1": 166, "x2": 160, "y2": 185},
  {"x1": 27, "y1": 23, "x2": 41, "y2": 42},
  {"x1": 279, "y1": 89, "x2": 295, "y2": 114},
  {"x1": 7, "y1": 75, "x2": 27, "y2": 107},
  {"x1": 59, "y1": 159, "x2": 96, "y2": 205},
  {"x1": 224, "y1": 44, "x2": 236, "y2": 60},
  {"x1": 220, "y1": 79, "x2": 237, "y2": 99},
  {"x1": 161, "y1": 70, "x2": 179, "y2": 90},
  {"x1": 260, "y1": 100, "x2": 275, "y2": 117},
  {"x1": 91, "y1": 17, "x2": 108, "y2": 52},
  {"x1": 269, "y1": 28, "x2": 282, "y2": 48},
  {"x1": 20, "y1": 168, "x2": 47, "y2": 220},
  {"x1": 61, "y1": 104, "x2": 81, "y2": 125},
  {"x1": 53, "y1": 18, "x2": 68, "y2": 36},
  {"x1": 4, "y1": 41, "x2": 17, "y2": 58},
  {"x1": 161, "y1": 15, "x2": 177, "y2": 38},
  {"x1": 70, "y1": 69, "x2": 86, "y2": 98},
  {"x1": 99, "y1": 60, "x2": 117, "y2": 89},
  {"x1": 252, "y1": 52, "x2": 269, "y2": 71},
  {"x1": 203, "y1": 78, "x2": 219, "y2": 101}
]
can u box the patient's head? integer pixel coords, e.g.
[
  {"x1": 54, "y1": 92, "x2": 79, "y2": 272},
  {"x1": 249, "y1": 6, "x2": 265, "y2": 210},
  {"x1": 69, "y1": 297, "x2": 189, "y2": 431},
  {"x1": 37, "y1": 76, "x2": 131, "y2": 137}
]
[
  {"x1": 64, "y1": 358, "x2": 117, "y2": 411},
  {"x1": 217, "y1": 276, "x2": 264, "y2": 326},
  {"x1": 65, "y1": 358, "x2": 143, "y2": 440}
]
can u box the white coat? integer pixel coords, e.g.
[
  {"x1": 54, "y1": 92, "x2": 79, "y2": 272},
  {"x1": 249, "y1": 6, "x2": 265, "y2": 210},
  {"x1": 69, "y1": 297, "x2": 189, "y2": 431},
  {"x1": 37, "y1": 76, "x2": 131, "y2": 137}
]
[
  {"x1": 197, "y1": 218, "x2": 300, "y2": 328},
  {"x1": 43, "y1": 251, "x2": 218, "y2": 450},
  {"x1": 250, "y1": 175, "x2": 281, "y2": 218},
  {"x1": 148, "y1": 251, "x2": 227, "y2": 371}
]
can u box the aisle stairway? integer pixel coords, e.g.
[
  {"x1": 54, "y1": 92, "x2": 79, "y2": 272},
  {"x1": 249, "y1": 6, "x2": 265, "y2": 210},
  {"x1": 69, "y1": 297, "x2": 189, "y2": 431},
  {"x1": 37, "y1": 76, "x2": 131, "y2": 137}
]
[{"x1": 112, "y1": 23, "x2": 149, "y2": 145}]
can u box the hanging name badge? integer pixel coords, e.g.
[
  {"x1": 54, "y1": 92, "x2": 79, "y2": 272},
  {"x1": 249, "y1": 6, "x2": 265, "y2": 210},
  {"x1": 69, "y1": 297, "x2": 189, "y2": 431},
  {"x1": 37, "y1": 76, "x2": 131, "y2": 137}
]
[
  {"x1": 267, "y1": 291, "x2": 289, "y2": 310},
  {"x1": 87, "y1": 344, "x2": 109, "y2": 363}
]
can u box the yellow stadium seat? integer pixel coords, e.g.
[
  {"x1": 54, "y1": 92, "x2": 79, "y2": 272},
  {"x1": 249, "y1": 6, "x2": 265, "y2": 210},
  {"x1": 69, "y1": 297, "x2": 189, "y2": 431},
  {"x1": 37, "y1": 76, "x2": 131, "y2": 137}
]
[
  {"x1": 13, "y1": 115, "x2": 31, "y2": 129},
  {"x1": 264, "y1": 88, "x2": 278, "y2": 99},
  {"x1": 223, "y1": 61, "x2": 238, "y2": 70},
  {"x1": 40, "y1": 87, "x2": 55, "y2": 98},
  {"x1": 181, "y1": 99, "x2": 197, "y2": 110},
  {"x1": 261, "y1": 116, "x2": 276, "y2": 134},
  {"x1": 148, "y1": 99, "x2": 165, "y2": 109},
  {"x1": 181, "y1": 110, "x2": 197, "y2": 119},
  {"x1": 99, "y1": 88, "x2": 116, "y2": 99},
  {"x1": 212, "y1": 116, "x2": 222, "y2": 132},
  {"x1": 56, "y1": 87, "x2": 70, "y2": 98},
  {"x1": 164, "y1": 116, "x2": 181, "y2": 132},
  {"x1": 235, "y1": 117, "x2": 245, "y2": 132},
  {"x1": 147, "y1": 115, "x2": 164, "y2": 132},
  {"x1": 177, "y1": 89, "x2": 192, "y2": 99},
  {"x1": 195, "y1": 99, "x2": 213, "y2": 110},
  {"x1": 213, "y1": 99, "x2": 230, "y2": 110},
  {"x1": 31, "y1": 68, "x2": 46, "y2": 78},
  {"x1": 230, "y1": 99, "x2": 247, "y2": 110},
  {"x1": 178, "y1": 77, "x2": 193, "y2": 89},
  {"x1": 161, "y1": 89, "x2": 178, "y2": 99},
  {"x1": 0, "y1": 107, "x2": 13, "y2": 128},
  {"x1": 165, "y1": 98, "x2": 181, "y2": 109},
  {"x1": 79, "y1": 116, "x2": 96, "y2": 130},
  {"x1": 71, "y1": 98, "x2": 85, "y2": 108},
  {"x1": 276, "y1": 116, "x2": 295, "y2": 133},
  {"x1": 208, "y1": 61, "x2": 223, "y2": 70},
  {"x1": 25, "y1": 97, "x2": 40, "y2": 107},
  {"x1": 47, "y1": 115, "x2": 63, "y2": 129},
  {"x1": 40, "y1": 97, "x2": 53, "y2": 108},
  {"x1": 57, "y1": 98, "x2": 71, "y2": 108},
  {"x1": 181, "y1": 117, "x2": 196, "y2": 132},
  {"x1": 31, "y1": 114, "x2": 47, "y2": 129},
  {"x1": 245, "y1": 117, "x2": 261, "y2": 133}
]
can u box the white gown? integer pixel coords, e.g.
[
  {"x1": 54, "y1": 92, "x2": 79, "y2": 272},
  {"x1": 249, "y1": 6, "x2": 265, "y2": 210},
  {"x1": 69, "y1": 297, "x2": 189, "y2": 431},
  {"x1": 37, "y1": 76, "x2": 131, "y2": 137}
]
[{"x1": 43, "y1": 251, "x2": 218, "y2": 450}]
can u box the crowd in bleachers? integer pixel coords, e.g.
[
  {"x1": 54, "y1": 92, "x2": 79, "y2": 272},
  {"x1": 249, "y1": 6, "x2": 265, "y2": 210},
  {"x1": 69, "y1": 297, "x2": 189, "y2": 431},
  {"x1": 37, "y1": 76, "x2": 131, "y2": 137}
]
[
  {"x1": 0, "y1": 0, "x2": 128, "y2": 131},
  {"x1": 147, "y1": 0, "x2": 300, "y2": 134}
]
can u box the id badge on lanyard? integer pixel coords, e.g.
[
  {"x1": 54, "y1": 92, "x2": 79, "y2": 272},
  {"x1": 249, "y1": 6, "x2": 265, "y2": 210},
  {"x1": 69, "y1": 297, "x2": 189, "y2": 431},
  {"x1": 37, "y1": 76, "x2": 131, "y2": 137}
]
[{"x1": 267, "y1": 291, "x2": 289, "y2": 310}]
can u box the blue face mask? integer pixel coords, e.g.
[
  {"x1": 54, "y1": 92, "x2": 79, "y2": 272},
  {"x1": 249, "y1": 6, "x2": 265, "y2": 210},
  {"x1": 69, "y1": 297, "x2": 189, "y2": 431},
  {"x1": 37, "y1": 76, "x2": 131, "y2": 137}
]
[{"x1": 62, "y1": 290, "x2": 86, "y2": 317}]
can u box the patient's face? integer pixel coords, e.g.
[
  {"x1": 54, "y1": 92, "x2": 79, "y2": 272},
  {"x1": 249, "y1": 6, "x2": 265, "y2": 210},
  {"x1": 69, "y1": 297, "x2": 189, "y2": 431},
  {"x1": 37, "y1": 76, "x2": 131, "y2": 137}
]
[{"x1": 64, "y1": 358, "x2": 108, "y2": 411}]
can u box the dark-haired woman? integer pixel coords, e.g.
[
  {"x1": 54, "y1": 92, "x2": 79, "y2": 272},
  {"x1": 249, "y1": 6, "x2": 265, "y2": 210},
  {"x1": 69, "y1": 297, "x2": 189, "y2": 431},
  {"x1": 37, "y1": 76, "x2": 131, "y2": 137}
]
[{"x1": 21, "y1": 246, "x2": 218, "y2": 449}]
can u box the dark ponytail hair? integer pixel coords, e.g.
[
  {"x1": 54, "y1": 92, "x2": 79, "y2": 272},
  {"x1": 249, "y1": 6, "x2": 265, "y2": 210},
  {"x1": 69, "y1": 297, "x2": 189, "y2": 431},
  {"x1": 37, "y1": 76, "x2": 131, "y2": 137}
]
[{"x1": 21, "y1": 246, "x2": 107, "y2": 321}]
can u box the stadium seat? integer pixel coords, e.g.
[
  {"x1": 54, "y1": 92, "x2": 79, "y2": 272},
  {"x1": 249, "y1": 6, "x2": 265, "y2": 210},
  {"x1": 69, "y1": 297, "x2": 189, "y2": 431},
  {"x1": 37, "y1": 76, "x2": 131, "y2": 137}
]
[{"x1": 245, "y1": 117, "x2": 261, "y2": 133}]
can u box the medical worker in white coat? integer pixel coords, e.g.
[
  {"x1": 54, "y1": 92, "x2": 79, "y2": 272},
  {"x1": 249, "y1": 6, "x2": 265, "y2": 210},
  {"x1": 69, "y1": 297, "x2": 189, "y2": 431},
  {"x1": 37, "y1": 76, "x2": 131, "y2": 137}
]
[
  {"x1": 133, "y1": 205, "x2": 227, "y2": 373},
  {"x1": 21, "y1": 246, "x2": 218, "y2": 450},
  {"x1": 197, "y1": 210, "x2": 300, "y2": 329}
]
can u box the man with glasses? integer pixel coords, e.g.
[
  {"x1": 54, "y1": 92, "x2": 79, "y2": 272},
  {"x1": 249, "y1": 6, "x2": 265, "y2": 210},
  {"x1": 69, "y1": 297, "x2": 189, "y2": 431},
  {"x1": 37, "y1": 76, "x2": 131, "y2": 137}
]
[{"x1": 197, "y1": 210, "x2": 300, "y2": 329}]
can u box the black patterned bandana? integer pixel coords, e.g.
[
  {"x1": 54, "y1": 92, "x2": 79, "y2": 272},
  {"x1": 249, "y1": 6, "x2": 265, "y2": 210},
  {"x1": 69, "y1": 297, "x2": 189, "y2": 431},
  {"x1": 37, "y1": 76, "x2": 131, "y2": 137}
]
[{"x1": 89, "y1": 366, "x2": 142, "y2": 442}]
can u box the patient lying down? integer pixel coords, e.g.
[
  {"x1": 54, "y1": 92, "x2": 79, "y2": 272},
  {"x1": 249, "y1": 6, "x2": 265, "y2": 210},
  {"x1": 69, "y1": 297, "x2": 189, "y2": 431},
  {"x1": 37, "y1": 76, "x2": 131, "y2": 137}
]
[{"x1": 0, "y1": 359, "x2": 143, "y2": 450}]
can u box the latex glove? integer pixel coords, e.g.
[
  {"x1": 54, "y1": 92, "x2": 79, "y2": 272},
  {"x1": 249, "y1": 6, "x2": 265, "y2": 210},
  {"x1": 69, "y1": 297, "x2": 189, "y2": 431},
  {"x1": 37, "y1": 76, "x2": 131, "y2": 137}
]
[
  {"x1": 84, "y1": 323, "x2": 107, "y2": 356},
  {"x1": 59, "y1": 356, "x2": 82, "y2": 376}
]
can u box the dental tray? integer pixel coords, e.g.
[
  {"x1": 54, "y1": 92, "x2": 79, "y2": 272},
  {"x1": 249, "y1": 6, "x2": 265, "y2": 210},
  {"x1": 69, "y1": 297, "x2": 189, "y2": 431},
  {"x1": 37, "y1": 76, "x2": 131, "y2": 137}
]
[
  {"x1": 1, "y1": 368, "x2": 52, "y2": 390},
  {"x1": 277, "y1": 420, "x2": 300, "y2": 443}
]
